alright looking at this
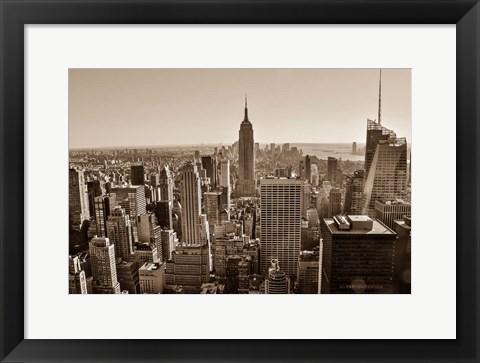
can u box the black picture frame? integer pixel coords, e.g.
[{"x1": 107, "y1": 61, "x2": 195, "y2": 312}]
[{"x1": 1, "y1": 1, "x2": 479, "y2": 362}]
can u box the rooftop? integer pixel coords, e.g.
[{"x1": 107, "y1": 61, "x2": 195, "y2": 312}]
[
  {"x1": 376, "y1": 198, "x2": 411, "y2": 206},
  {"x1": 140, "y1": 262, "x2": 163, "y2": 271},
  {"x1": 324, "y1": 217, "x2": 395, "y2": 235},
  {"x1": 260, "y1": 177, "x2": 304, "y2": 185}
]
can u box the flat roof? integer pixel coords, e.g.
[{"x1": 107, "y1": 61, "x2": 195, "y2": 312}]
[
  {"x1": 140, "y1": 262, "x2": 163, "y2": 271},
  {"x1": 347, "y1": 215, "x2": 372, "y2": 222},
  {"x1": 260, "y1": 178, "x2": 304, "y2": 185},
  {"x1": 323, "y1": 218, "x2": 395, "y2": 235}
]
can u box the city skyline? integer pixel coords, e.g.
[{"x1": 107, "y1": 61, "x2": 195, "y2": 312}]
[
  {"x1": 69, "y1": 68, "x2": 411, "y2": 148},
  {"x1": 69, "y1": 68, "x2": 411, "y2": 295}
]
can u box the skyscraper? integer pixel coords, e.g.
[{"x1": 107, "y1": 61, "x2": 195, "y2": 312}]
[
  {"x1": 328, "y1": 188, "x2": 342, "y2": 217},
  {"x1": 299, "y1": 160, "x2": 305, "y2": 179},
  {"x1": 110, "y1": 185, "x2": 147, "y2": 242},
  {"x1": 364, "y1": 119, "x2": 395, "y2": 177},
  {"x1": 204, "y1": 191, "x2": 223, "y2": 228},
  {"x1": 87, "y1": 180, "x2": 102, "y2": 218},
  {"x1": 351, "y1": 170, "x2": 365, "y2": 214},
  {"x1": 201, "y1": 155, "x2": 217, "y2": 187},
  {"x1": 131, "y1": 165, "x2": 145, "y2": 186},
  {"x1": 320, "y1": 215, "x2": 396, "y2": 294},
  {"x1": 305, "y1": 155, "x2": 312, "y2": 183},
  {"x1": 260, "y1": 178, "x2": 303, "y2": 277},
  {"x1": 160, "y1": 229, "x2": 177, "y2": 262},
  {"x1": 155, "y1": 200, "x2": 173, "y2": 230},
  {"x1": 179, "y1": 163, "x2": 203, "y2": 245},
  {"x1": 236, "y1": 96, "x2": 256, "y2": 197},
  {"x1": 218, "y1": 159, "x2": 231, "y2": 217},
  {"x1": 219, "y1": 159, "x2": 230, "y2": 188},
  {"x1": 138, "y1": 212, "x2": 163, "y2": 261},
  {"x1": 93, "y1": 194, "x2": 116, "y2": 238},
  {"x1": 301, "y1": 181, "x2": 311, "y2": 219},
  {"x1": 89, "y1": 237, "x2": 121, "y2": 294},
  {"x1": 69, "y1": 168, "x2": 90, "y2": 231},
  {"x1": 327, "y1": 157, "x2": 338, "y2": 183},
  {"x1": 159, "y1": 165, "x2": 174, "y2": 203},
  {"x1": 106, "y1": 206, "x2": 134, "y2": 261},
  {"x1": 362, "y1": 120, "x2": 407, "y2": 217}
]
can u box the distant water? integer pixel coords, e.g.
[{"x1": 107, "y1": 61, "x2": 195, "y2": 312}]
[{"x1": 291, "y1": 143, "x2": 365, "y2": 162}]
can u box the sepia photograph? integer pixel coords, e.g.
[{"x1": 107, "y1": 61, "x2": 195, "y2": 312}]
[
  {"x1": 1, "y1": 2, "x2": 472, "y2": 360},
  {"x1": 68, "y1": 68, "x2": 412, "y2": 295}
]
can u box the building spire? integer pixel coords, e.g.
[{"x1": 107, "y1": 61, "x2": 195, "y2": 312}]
[
  {"x1": 378, "y1": 69, "x2": 382, "y2": 125},
  {"x1": 243, "y1": 93, "x2": 249, "y2": 122}
]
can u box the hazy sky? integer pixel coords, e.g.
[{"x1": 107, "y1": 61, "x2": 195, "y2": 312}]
[{"x1": 69, "y1": 68, "x2": 411, "y2": 148}]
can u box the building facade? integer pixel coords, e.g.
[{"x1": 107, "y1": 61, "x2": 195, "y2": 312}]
[
  {"x1": 89, "y1": 237, "x2": 121, "y2": 294},
  {"x1": 110, "y1": 185, "x2": 147, "y2": 242},
  {"x1": 179, "y1": 163, "x2": 203, "y2": 245},
  {"x1": 362, "y1": 120, "x2": 408, "y2": 217},
  {"x1": 320, "y1": 215, "x2": 396, "y2": 294},
  {"x1": 165, "y1": 244, "x2": 210, "y2": 294},
  {"x1": 131, "y1": 165, "x2": 145, "y2": 186},
  {"x1": 139, "y1": 262, "x2": 165, "y2": 294},
  {"x1": 260, "y1": 177, "x2": 303, "y2": 277},
  {"x1": 374, "y1": 199, "x2": 411, "y2": 230},
  {"x1": 106, "y1": 206, "x2": 134, "y2": 261},
  {"x1": 69, "y1": 168, "x2": 90, "y2": 231},
  {"x1": 296, "y1": 247, "x2": 322, "y2": 294}
]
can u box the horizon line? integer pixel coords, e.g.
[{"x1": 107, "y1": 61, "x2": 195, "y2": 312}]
[{"x1": 69, "y1": 141, "x2": 372, "y2": 150}]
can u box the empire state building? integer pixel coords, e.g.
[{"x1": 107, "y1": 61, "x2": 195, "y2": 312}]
[{"x1": 236, "y1": 96, "x2": 256, "y2": 197}]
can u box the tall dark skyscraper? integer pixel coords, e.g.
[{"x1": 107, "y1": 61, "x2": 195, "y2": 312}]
[
  {"x1": 236, "y1": 96, "x2": 256, "y2": 197},
  {"x1": 343, "y1": 170, "x2": 365, "y2": 215},
  {"x1": 328, "y1": 188, "x2": 342, "y2": 217},
  {"x1": 327, "y1": 157, "x2": 338, "y2": 183},
  {"x1": 93, "y1": 194, "x2": 116, "y2": 238},
  {"x1": 320, "y1": 215, "x2": 396, "y2": 294},
  {"x1": 158, "y1": 166, "x2": 174, "y2": 230},
  {"x1": 87, "y1": 180, "x2": 102, "y2": 218},
  {"x1": 155, "y1": 201, "x2": 173, "y2": 230},
  {"x1": 305, "y1": 155, "x2": 312, "y2": 183},
  {"x1": 201, "y1": 155, "x2": 217, "y2": 187},
  {"x1": 131, "y1": 165, "x2": 145, "y2": 186}
]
